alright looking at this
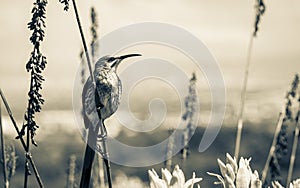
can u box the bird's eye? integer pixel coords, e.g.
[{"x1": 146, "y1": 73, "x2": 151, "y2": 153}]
[{"x1": 107, "y1": 57, "x2": 115, "y2": 62}]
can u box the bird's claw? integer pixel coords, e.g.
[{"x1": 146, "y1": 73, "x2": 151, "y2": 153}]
[
  {"x1": 95, "y1": 144, "x2": 105, "y2": 156},
  {"x1": 97, "y1": 133, "x2": 107, "y2": 142},
  {"x1": 97, "y1": 122, "x2": 108, "y2": 142}
]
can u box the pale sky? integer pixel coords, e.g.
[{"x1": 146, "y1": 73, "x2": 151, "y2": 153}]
[{"x1": 0, "y1": 0, "x2": 300, "y2": 126}]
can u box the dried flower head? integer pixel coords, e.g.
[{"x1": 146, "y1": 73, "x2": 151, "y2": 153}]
[
  {"x1": 18, "y1": 0, "x2": 48, "y2": 146},
  {"x1": 59, "y1": 0, "x2": 70, "y2": 11},
  {"x1": 270, "y1": 74, "x2": 299, "y2": 183},
  {"x1": 5, "y1": 144, "x2": 17, "y2": 182},
  {"x1": 253, "y1": 0, "x2": 266, "y2": 37},
  {"x1": 90, "y1": 7, "x2": 99, "y2": 59},
  {"x1": 181, "y1": 73, "x2": 198, "y2": 160}
]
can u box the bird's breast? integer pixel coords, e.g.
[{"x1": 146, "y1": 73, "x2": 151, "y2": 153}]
[{"x1": 95, "y1": 70, "x2": 122, "y2": 120}]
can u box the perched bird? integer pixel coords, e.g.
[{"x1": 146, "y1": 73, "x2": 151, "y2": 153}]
[
  {"x1": 82, "y1": 54, "x2": 141, "y2": 132},
  {"x1": 80, "y1": 53, "x2": 141, "y2": 188}
]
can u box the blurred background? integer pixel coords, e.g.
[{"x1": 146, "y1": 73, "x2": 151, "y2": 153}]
[{"x1": 0, "y1": 0, "x2": 300, "y2": 187}]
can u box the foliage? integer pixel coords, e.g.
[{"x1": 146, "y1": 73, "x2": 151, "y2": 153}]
[{"x1": 19, "y1": 0, "x2": 48, "y2": 147}]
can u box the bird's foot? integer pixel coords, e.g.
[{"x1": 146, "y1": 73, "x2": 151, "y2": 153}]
[
  {"x1": 97, "y1": 133, "x2": 107, "y2": 142},
  {"x1": 97, "y1": 122, "x2": 108, "y2": 142},
  {"x1": 95, "y1": 144, "x2": 105, "y2": 156},
  {"x1": 95, "y1": 145, "x2": 109, "y2": 158}
]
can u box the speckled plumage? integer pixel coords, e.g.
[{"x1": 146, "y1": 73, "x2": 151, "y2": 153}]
[
  {"x1": 82, "y1": 54, "x2": 141, "y2": 131},
  {"x1": 82, "y1": 56, "x2": 121, "y2": 130}
]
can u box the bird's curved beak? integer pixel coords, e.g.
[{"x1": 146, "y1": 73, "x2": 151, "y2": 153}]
[
  {"x1": 111, "y1": 54, "x2": 142, "y2": 68},
  {"x1": 117, "y1": 54, "x2": 142, "y2": 60}
]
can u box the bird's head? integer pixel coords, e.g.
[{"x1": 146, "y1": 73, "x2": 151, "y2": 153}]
[{"x1": 95, "y1": 54, "x2": 142, "y2": 71}]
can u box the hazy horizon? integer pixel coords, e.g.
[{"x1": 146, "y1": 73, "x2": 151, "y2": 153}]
[{"x1": 1, "y1": 0, "x2": 300, "y2": 129}]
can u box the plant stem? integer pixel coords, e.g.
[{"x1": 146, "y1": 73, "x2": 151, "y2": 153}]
[
  {"x1": 286, "y1": 102, "x2": 300, "y2": 187},
  {"x1": 261, "y1": 108, "x2": 285, "y2": 184},
  {"x1": 235, "y1": 0, "x2": 266, "y2": 159},
  {"x1": 234, "y1": 32, "x2": 254, "y2": 160},
  {"x1": 0, "y1": 103, "x2": 9, "y2": 188},
  {"x1": 24, "y1": 73, "x2": 34, "y2": 188},
  {"x1": 71, "y1": 0, "x2": 113, "y2": 187},
  {"x1": 71, "y1": 0, "x2": 95, "y2": 87},
  {"x1": 99, "y1": 128, "x2": 112, "y2": 188},
  {"x1": 71, "y1": 0, "x2": 98, "y2": 186},
  {"x1": 94, "y1": 94, "x2": 112, "y2": 188},
  {"x1": 166, "y1": 130, "x2": 174, "y2": 171},
  {"x1": 0, "y1": 89, "x2": 44, "y2": 188},
  {"x1": 66, "y1": 155, "x2": 76, "y2": 188}
]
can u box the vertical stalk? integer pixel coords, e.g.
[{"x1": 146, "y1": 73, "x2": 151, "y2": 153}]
[
  {"x1": 286, "y1": 102, "x2": 300, "y2": 187},
  {"x1": 24, "y1": 0, "x2": 48, "y2": 185},
  {"x1": 166, "y1": 130, "x2": 174, "y2": 171},
  {"x1": 89, "y1": 7, "x2": 106, "y2": 187},
  {"x1": 24, "y1": 128, "x2": 30, "y2": 188},
  {"x1": 235, "y1": 0, "x2": 266, "y2": 159},
  {"x1": 71, "y1": 0, "x2": 113, "y2": 187},
  {"x1": 234, "y1": 34, "x2": 254, "y2": 159},
  {"x1": 97, "y1": 118, "x2": 112, "y2": 188},
  {"x1": 261, "y1": 108, "x2": 285, "y2": 184},
  {"x1": 24, "y1": 75, "x2": 34, "y2": 188},
  {"x1": 66, "y1": 155, "x2": 76, "y2": 188},
  {"x1": 71, "y1": 0, "x2": 95, "y2": 87},
  {"x1": 0, "y1": 103, "x2": 9, "y2": 188},
  {"x1": 182, "y1": 129, "x2": 188, "y2": 170}
]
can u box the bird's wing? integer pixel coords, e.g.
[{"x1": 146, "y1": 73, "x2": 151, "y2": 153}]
[{"x1": 82, "y1": 77, "x2": 99, "y2": 130}]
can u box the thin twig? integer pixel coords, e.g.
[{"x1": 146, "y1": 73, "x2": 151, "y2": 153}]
[
  {"x1": 96, "y1": 112, "x2": 112, "y2": 188},
  {"x1": 286, "y1": 100, "x2": 300, "y2": 187},
  {"x1": 0, "y1": 103, "x2": 9, "y2": 188},
  {"x1": 165, "y1": 129, "x2": 174, "y2": 171},
  {"x1": 71, "y1": 0, "x2": 95, "y2": 87},
  {"x1": 261, "y1": 110, "x2": 285, "y2": 184},
  {"x1": 70, "y1": 0, "x2": 113, "y2": 187},
  {"x1": 0, "y1": 89, "x2": 44, "y2": 188},
  {"x1": 234, "y1": 34, "x2": 254, "y2": 159},
  {"x1": 71, "y1": 0, "x2": 98, "y2": 185},
  {"x1": 234, "y1": 0, "x2": 266, "y2": 159},
  {"x1": 89, "y1": 7, "x2": 106, "y2": 188},
  {"x1": 24, "y1": 76, "x2": 34, "y2": 188}
]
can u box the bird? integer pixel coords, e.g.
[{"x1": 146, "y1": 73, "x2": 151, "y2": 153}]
[{"x1": 80, "y1": 53, "x2": 141, "y2": 188}]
